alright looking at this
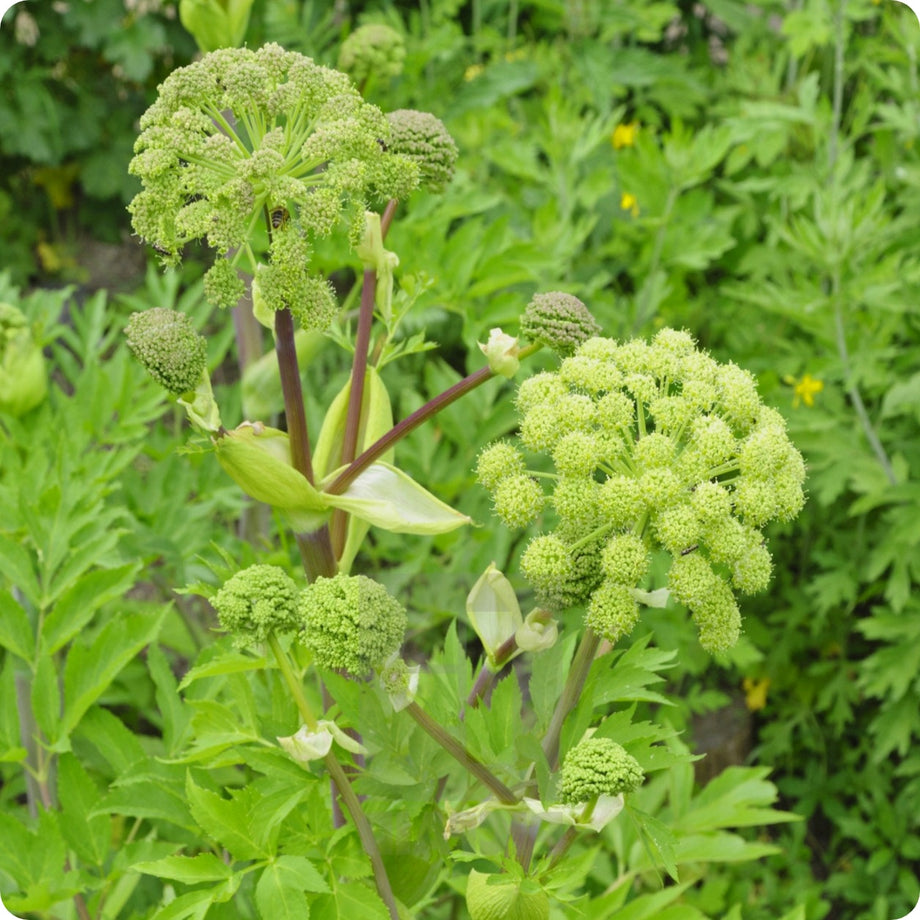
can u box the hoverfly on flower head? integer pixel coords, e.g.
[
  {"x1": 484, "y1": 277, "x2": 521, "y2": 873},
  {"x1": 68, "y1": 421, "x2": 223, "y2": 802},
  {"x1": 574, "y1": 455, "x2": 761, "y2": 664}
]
[{"x1": 269, "y1": 207, "x2": 289, "y2": 230}]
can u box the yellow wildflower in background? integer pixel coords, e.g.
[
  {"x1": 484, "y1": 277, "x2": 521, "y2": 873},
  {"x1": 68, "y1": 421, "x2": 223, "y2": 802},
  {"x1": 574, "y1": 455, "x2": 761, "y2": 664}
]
[
  {"x1": 612, "y1": 121, "x2": 639, "y2": 149},
  {"x1": 789, "y1": 373, "x2": 824, "y2": 408},
  {"x1": 743, "y1": 677, "x2": 770, "y2": 711},
  {"x1": 620, "y1": 192, "x2": 640, "y2": 217}
]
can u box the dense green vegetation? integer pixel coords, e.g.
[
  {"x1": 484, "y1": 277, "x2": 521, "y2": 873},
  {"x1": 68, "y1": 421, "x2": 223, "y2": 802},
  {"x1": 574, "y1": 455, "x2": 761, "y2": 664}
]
[{"x1": 2, "y1": 1, "x2": 920, "y2": 918}]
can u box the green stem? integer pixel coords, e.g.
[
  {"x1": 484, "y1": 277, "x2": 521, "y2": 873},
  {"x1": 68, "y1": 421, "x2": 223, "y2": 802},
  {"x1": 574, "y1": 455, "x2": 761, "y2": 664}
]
[
  {"x1": 405, "y1": 701, "x2": 518, "y2": 805},
  {"x1": 541, "y1": 628, "x2": 601, "y2": 770},
  {"x1": 268, "y1": 635, "x2": 400, "y2": 920},
  {"x1": 327, "y1": 343, "x2": 541, "y2": 496}
]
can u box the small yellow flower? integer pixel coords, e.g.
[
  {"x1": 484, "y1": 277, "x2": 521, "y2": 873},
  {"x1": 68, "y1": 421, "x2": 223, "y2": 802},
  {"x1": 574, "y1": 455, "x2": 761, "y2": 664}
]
[
  {"x1": 742, "y1": 677, "x2": 770, "y2": 712},
  {"x1": 620, "y1": 192, "x2": 640, "y2": 217},
  {"x1": 464, "y1": 63, "x2": 484, "y2": 81},
  {"x1": 790, "y1": 373, "x2": 824, "y2": 408},
  {"x1": 612, "y1": 121, "x2": 639, "y2": 149}
]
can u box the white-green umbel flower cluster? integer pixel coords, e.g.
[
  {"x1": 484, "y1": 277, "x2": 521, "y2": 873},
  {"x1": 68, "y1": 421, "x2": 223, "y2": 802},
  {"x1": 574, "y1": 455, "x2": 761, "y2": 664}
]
[{"x1": 477, "y1": 326, "x2": 806, "y2": 652}]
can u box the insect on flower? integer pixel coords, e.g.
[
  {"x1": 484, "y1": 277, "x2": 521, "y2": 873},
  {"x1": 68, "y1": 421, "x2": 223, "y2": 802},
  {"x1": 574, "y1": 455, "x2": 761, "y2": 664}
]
[{"x1": 269, "y1": 207, "x2": 290, "y2": 230}]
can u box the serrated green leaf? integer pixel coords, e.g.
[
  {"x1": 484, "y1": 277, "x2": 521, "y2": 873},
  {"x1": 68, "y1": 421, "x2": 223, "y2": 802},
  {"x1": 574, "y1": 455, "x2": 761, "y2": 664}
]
[
  {"x1": 311, "y1": 878, "x2": 389, "y2": 920},
  {"x1": 57, "y1": 752, "x2": 110, "y2": 866},
  {"x1": 186, "y1": 773, "x2": 267, "y2": 861},
  {"x1": 0, "y1": 587, "x2": 33, "y2": 661},
  {"x1": 31, "y1": 652, "x2": 61, "y2": 742},
  {"x1": 61, "y1": 608, "x2": 166, "y2": 737},
  {"x1": 0, "y1": 534, "x2": 41, "y2": 606},
  {"x1": 178, "y1": 645, "x2": 271, "y2": 690},
  {"x1": 674, "y1": 831, "x2": 780, "y2": 863},
  {"x1": 627, "y1": 806, "x2": 679, "y2": 881},
  {"x1": 529, "y1": 632, "x2": 576, "y2": 731},
  {"x1": 42, "y1": 563, "x2": 139, "y2": 655},
  {"x1": 148, "y1": 643, "x2": 191, "y2": 755},
  {"x1": 256, "y1": 856, "x2": 329, "y2": 919},
  {"x1": 73, "y1": 705, "x2": 146, "y2": 774},
  {"x1": 135, "y1": 853, "x2": 234, "y2": 884},
  {"x1": 678, "y1": 767, "x2": 797, "y2": 832},
  {"x1": 150, "y1": 887, "x2": 217, "y2": 920}
]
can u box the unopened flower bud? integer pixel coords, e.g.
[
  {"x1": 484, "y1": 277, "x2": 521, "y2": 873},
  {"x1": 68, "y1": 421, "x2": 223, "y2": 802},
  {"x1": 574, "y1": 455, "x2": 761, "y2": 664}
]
[
  {"x1": 466, "y1": 564, "x2": 522, "y2": 667},
  {"x1": 520, "y1": 292, "x2": 601, "y2": 357},
  {"x1": 0, "y1": 302, "x2": 47, "y2": 417}
]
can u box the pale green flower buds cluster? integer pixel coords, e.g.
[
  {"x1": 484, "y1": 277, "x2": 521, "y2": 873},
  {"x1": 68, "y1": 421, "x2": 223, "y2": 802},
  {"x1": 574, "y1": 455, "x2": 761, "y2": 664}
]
[
  {"x1": 559, "y1": 736, "x2": 644, "y2": 803},
  {"x1": 519, "y1": 292, "x2": 601, "y2": 357},
  {"x1": 299, "y1": 574, "x2": 408, "y2": 677},
  {"x1": 212, "y1": 564, "x2": 300, "y2": 648},
  {"x1": 124, "y1": 308, "x2": 207, "y2": 396},
  {"x1": 386, "y1": 109, "x2": 459, "y2": 193},
  {"x1": 477, "y1": 326, "x2": 806, "y2": 652},
  {"x1": 338, "y1": 24, "x2": 406, "y2": 85},
  {"x1": 0, "y1": 302, "x2": 47, "y2": 417},
  {"x1": 212, "y1": 568, "x2": 408, "y2": 673},
  {"x1": 128, "y1": 43, "x2": 418, "y2": 326}
]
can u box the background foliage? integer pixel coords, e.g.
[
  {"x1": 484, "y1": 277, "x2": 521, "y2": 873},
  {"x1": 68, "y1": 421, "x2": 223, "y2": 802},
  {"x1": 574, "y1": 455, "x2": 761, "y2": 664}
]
[{"x1": 1, "y1": 0, "x2": 920, "y2": 918}]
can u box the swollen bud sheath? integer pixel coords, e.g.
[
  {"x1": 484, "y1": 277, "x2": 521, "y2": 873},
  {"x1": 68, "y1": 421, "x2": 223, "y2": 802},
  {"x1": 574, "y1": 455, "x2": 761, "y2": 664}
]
[
  {"x1": 0, "y1": 302, "x2": 47, "y2": 417},
  {"x1": 213, "y1": 422, "x2": 328, "y2": 531}
]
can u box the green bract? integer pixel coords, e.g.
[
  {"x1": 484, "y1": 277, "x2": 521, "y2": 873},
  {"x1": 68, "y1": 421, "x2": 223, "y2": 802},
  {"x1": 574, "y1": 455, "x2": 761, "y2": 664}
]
[
  {"x1": 212, "y1": 564, "x2": 300, "y2": 647},
  {"x1": 299, "y1": 574, "x2": 407, "y2": 677},
  {"x1": 559, "y1": 736, "x2": 644, "y2": 803},
  {"x1": 128, "y1": 43, "x2": 418, "y2": 326},
  {"x1": 479, "y1": 326, "x2": 806, "y2": 652}
]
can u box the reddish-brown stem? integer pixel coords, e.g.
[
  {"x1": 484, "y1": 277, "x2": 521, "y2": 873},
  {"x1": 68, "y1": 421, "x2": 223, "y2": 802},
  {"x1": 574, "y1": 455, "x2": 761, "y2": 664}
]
[
  {"x1": 380, "y1": 198, "x2": 398, "y2": 238},
  {"x1": 327, "y1": 365, "x2": 494, "y2": 495},
  {"x1": 274, "y1": 307, "x2": 315, "y2": 485}
]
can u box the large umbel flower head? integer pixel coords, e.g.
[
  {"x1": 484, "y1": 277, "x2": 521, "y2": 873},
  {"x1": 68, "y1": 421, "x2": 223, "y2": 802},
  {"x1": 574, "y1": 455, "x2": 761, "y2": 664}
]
[
  {"x1": 129, "y1": 43, "x2": 419, "y2": 328},
  {"x1": 477, "y1": 327, "x2": 806, "y2": 652}
]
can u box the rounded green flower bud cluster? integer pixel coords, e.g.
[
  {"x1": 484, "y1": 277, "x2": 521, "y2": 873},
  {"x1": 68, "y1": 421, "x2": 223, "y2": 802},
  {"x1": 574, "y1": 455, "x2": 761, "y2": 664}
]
[
  {"x1": 559, "y1": 736, "x2": 644, "y2": 803},
  {"x1": 129, "y1": 43, "x2": 418, "y2": 325},
  {"x1": 212, "y1": 564, "x2": 300, "y2": 648},
  {"x1": 519, "y1": 292, "x2": 602, "y2": 357},
  {"x1": 338, "y1": 24, "x2": 406, "y2": 86},
  {"x1": 299, "y1": 574, "x2": 407, "y2": 676},
  {"x1": 386, "y1": 109, "x2": 459, "y2": 193},
  {"x1": 124, "y1": 308, "x2": 207, "y2": 396},
  {"x1": 477, "y1": 327, "x2": 806, "y2": 651}
]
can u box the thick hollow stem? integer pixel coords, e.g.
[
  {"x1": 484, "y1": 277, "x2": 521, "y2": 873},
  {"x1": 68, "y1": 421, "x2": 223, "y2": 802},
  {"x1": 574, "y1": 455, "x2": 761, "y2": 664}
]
[
  {"x1": 406, "y1": 701, "x2": 518, "y2": 805},
  {"x1": 274, "y1": 307, "x2": 315, "y2": 485}
]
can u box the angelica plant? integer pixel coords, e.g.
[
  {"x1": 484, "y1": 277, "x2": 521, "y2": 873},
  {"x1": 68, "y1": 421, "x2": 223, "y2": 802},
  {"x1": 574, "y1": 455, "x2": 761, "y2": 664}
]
[{"x1": 119, "y1": 39, "x2": 807, "y2": 920}]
